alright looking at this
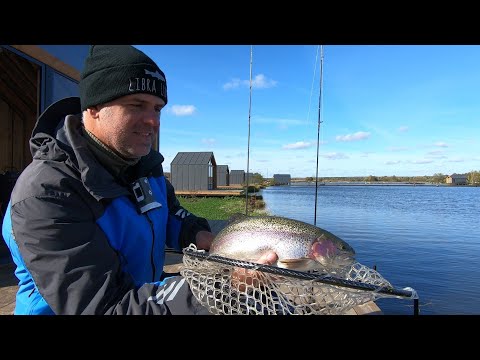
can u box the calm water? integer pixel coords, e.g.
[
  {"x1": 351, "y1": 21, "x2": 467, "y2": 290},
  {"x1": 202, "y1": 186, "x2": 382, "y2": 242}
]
[{"x1": 260, "y1": 184, "x2": 480, "y2": 315}]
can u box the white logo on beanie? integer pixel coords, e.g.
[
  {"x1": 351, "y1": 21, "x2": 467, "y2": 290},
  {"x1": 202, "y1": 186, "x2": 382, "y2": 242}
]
[
  {"x1": 128, "y1": 78, "x2": 157, "y2": 93},
  {"x1": 144, "y1": 69, "x2": 165, "y2": 81},
  {"x1": 128, "y1": 78, "x2": 167, "y2": 99},
  {"x1": 126, "y1": 67, "x2": 167, "y2": 100}
]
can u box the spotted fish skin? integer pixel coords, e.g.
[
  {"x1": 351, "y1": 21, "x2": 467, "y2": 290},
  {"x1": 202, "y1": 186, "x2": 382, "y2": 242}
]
[{"x1": 209, "y1": 215, "x2": 355, "y2": 272}]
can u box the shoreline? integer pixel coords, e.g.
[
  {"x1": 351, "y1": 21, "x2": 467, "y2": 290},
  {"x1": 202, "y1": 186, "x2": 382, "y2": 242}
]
[{"x1": 287, "y1": 182, "x2": 476, "y2": 187}]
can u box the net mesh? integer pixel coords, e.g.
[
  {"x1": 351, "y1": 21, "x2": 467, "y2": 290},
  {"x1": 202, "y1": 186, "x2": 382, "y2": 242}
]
[{"x1": 181, "y1": 244, "x2": 417, "y2": 315}]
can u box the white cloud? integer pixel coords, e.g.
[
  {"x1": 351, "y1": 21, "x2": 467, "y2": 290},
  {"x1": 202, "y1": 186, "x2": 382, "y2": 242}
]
[
  {"x1": 223, "y1": 74, "x2": 277, "y2": 90},
  {"x1": 411, "y1": 159, "x2": 434, "y2": 164},
  {"x1": 335, "y1": 131, "x2": 371, "y2": 142},
  {"x1": 254, "y1": 117, "x2": 308, "y2": 127},
  {"x1": 223, "y1": 78, "x2": 242, "y2": 90},
  {"x1": 169, "y1": 105, "x2": 197, "y2": 116},
  {"x1": 398, "y1": 126, "x2": 409, "y2": 132},
  {"x1": 385, "y1": 160, "x2": 402, "y2": 165},
  {"x1": 321, "y1": 152, "x2": 349, "y2": 160},
  {"x1": 360, "y1": 152, "x2": 373, "y2": 157},
  {"x1": 282, "y1": 141, "x2": 313, "y2": 150},
  {"x1": 426, "y1": 150, "x2": 447, "y2": 159},
  {"x1": 434, "y1": 141, "x2": 448, "y2": 148},
  {"x1": 251, "y1": 74, "x2": 278, "y2": 89},
  {"x1": 201, "y1": 138, "x2": 216, "y2": 146},
  {"x1": 387, "y1": 146, "x2": 408, "y2": 152}
]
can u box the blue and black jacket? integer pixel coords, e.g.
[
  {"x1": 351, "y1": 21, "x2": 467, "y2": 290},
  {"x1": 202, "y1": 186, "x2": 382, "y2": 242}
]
[{"x1": 1, "y1": 97, "x2": 211, "y2": 315}]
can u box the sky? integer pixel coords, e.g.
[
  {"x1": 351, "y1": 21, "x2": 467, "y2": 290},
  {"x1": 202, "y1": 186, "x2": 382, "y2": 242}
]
[{"x1": 135, "y1": 45, "x2": 480, "y2": 178}]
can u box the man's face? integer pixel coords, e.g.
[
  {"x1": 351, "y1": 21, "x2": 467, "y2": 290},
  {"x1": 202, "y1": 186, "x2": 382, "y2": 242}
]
[{"x1": 93, "y1": 93, "x2": 165, "y2": 158}]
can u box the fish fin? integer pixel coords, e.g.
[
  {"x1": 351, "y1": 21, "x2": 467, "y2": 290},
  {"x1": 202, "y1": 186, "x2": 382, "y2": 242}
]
[
  {"x1": 227, "y1": 212, "x2": 249, "y2": 224},
  {"x1": 278, "y1": 258, "x2": 319, "y2": 271},
  {"x1": 279, "y1": 258, "x2": 310, "y2": 264}
]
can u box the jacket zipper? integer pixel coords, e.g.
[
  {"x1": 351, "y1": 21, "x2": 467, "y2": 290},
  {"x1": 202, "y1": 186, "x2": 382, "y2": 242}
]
[{"x1": 146, "y1": 213, "x2": 156, "y2": 281}]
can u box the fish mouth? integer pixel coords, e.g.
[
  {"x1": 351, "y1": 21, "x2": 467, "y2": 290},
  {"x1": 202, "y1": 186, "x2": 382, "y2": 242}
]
[
  {"x1": 311, "y1": 238, "x2": 356, "y2": 269},
  {"x1": 313, "y1": 253, "x2": 355, "y2": 270},
  {"x1": 328, "y1": 253, "x2": 355, "y2": 267}
]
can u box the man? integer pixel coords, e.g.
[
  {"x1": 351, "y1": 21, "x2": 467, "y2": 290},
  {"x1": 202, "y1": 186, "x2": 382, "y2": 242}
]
[{"x1": 1, "y1": 45, "x2": 276, "y2": 315}]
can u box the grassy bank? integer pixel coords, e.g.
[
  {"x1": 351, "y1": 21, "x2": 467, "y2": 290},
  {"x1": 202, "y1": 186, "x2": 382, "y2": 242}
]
[{"x1": 178, "y1": 196, "x2": 268, "y2": 220}]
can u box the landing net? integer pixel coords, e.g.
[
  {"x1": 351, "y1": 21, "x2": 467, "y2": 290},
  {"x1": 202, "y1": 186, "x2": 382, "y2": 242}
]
[{"x1": 181, "y1": 244, "x2": 418, "y2": 315}]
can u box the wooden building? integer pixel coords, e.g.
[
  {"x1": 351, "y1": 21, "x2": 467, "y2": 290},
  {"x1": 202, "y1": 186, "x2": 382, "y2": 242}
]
[
  {"x1": 230, "y1": 170, "x2": 245, "y2": 185},
  {"x1": 170, "y1": 152, "x2": 217, "y2": 191},
  {"x1": 273, "y1": 174, "x2": 291, "y2": 185},
  {"x1": 216, "y1": 165, "x2": 229, "y2": 186},
  {"x1": 445, "y1": 173, "x2": 468, "y2": 185},
  {"x1": 0, "y1": 45, "x2": 94, "y2": 259},
  {"x1": 0, "y1": 45, "x2": 91, "y2": 175}
]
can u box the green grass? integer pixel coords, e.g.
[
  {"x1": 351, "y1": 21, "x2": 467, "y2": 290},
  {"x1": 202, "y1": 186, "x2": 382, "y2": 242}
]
[{"x1": 178, "y1": 196, "x2": 268, "y2": 220}]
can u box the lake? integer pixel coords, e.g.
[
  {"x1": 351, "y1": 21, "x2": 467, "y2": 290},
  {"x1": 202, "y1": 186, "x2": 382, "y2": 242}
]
[{"x1": 260, "y1": 184, "x2": 480, "y2": 315}]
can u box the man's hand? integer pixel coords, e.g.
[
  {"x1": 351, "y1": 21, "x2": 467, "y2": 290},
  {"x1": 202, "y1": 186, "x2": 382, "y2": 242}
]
[
  {"x1": 256, "y1": 251, "x2": 278, "y2": 266},
  {"x1": 232, "y1": 251, "x2": 278, "y2": 292},
  {"x1": 195, "y1": 230, "x2": 215, "y2": 251}
]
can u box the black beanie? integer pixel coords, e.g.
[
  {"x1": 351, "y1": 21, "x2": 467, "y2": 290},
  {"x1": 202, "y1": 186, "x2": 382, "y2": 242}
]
[{"x1": 79, "y1": 45, "x2": 168, "y2": 111}]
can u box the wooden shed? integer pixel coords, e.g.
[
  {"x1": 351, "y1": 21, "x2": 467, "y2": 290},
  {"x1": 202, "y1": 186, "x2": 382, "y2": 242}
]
[
  {"x1": 216, "y1": 165, "x2": 229, "y2": 186},
  {"x1": 170, "y1": 152, "x2": 217, "y2": 191},
  {"x1": 445, "y1": 173, "x2": 468, "y2": 185},
  {"x1": 273, "y1": 174, "x2": 291, "y2": 185},
  {"x1": 230, "y1": 170, "x2": 245, "y2": 185}
]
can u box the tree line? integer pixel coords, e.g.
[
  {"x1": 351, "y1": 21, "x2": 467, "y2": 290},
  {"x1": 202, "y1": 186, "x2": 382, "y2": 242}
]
[
  {"x1": 299, "y1": 171, "x2": 480, "y2": 185},
  {"x1": 244, "y1": 171, "x2": 480, "y2": 185}
]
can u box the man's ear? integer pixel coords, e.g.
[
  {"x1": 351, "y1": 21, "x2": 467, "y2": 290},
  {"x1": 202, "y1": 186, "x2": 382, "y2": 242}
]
[{"x1": 87, "y1": 106, "x2": 100, "y2": 119}]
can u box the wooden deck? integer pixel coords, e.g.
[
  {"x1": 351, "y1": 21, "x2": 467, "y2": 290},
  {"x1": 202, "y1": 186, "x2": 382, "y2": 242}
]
[
  {"x1": 0, "y1": 220, "x2": 382, "y2": 315},
  {"x1": 0, "y1": 262, "x2": 16, "y2": 315},
  {"x1": 175, "y1": 190, "x2": 244, "y2": 197}
]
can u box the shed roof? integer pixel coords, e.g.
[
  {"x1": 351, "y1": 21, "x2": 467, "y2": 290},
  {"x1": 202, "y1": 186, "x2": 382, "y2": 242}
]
[
  {"x1": 448, "y1": 173, "x2": 467, "y2": 179},
  {"x1": 171, "y1": 152, "x2": 216, "y2": 166},
  {"x1": 217, "y1": 165, "x2": 229, "y2": 172}
]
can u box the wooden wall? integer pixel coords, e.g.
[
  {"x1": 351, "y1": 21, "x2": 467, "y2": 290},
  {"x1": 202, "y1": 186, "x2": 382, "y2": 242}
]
[{"x1": 0, "y1": 47, "x2": 39, "y2": 173}]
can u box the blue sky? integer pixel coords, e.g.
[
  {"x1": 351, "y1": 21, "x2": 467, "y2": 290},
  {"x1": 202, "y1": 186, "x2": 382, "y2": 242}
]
[{"x1": 135, "y1": 45, "x2": 480, "y2": 178}]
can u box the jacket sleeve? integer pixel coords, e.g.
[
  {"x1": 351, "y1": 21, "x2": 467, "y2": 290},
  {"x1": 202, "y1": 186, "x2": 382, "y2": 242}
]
[
  {"x1": 10, "y1": 191, "x2": 209, "y2": 315},
  {"x1": 165, "y1": 179, "x2": 212, "y2": 250}
]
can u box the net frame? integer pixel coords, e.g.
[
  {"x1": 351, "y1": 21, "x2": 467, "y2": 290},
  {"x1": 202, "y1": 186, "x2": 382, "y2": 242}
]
[{"x1": 181, "y1": 245, "x2": 418, "y2": 315}]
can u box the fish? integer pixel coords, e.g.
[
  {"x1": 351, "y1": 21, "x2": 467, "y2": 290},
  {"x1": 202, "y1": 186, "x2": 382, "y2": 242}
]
[{"x1": 209, "y1": 214, "x2": 356, "y2": 272}]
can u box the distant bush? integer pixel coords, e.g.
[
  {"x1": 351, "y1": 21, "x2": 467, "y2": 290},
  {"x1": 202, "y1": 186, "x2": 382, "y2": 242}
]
[
  {"x1": 178, "y1": 196, "x2": 268, "y2": 220},
  {"x1": 245, "y1": 185, "x2": 258, "y2": 193}
]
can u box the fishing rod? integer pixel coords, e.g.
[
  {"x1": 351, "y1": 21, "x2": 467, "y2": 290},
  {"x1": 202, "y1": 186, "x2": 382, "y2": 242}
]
[
  {"x1": 314, "y1": 45, "x2": 324, "y2": 226},
  {"x1": 245, "y1": 45, "x2": 253, "y2": 216}
]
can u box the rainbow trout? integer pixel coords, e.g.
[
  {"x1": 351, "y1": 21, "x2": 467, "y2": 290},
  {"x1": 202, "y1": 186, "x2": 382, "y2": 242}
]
[{"x1": 209, "y1": 215, "x2": 356, "y2": 272}]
